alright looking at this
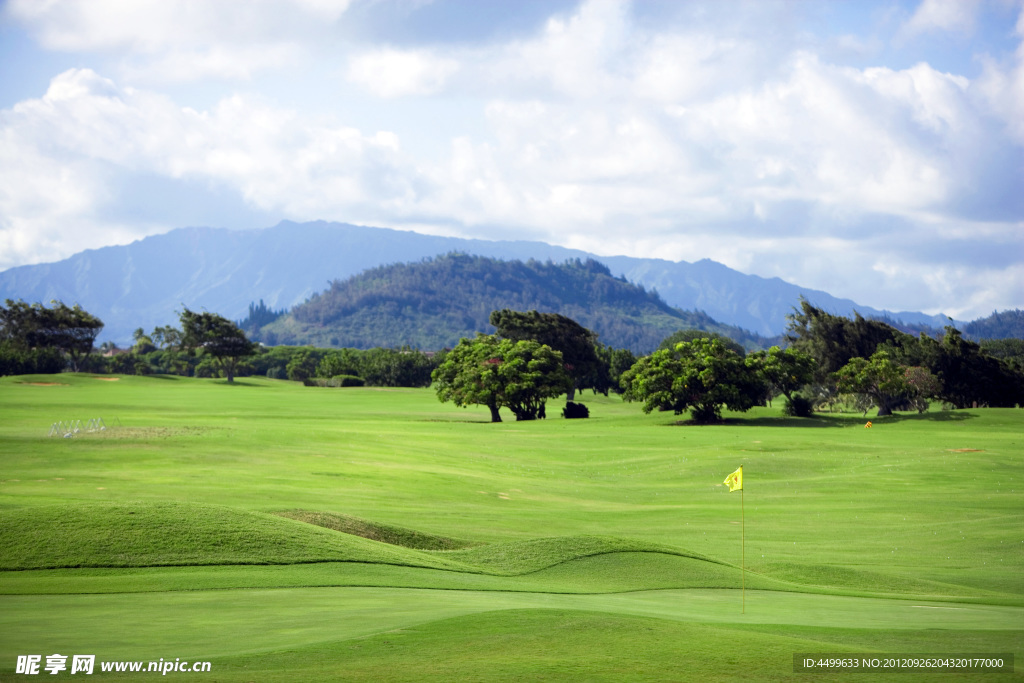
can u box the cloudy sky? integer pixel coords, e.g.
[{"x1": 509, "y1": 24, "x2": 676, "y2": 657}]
[{"x1": 1, "y1": 0, "x2": 1021, "y2": 319}]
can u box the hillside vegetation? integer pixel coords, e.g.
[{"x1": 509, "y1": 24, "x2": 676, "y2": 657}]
[{"x1": 255, "y1": 254, "x2": 770, "y2": 353}]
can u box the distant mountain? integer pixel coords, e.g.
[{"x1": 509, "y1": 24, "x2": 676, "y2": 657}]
[
  {"x1": 257, "y1": 254, "x2": 769, "y2": 353},
  {"x1": 0, "y1": 220, "x2": 972, "y2": 344}
]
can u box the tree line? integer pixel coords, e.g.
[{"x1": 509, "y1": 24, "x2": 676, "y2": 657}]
[
  {"x1": 431, "y1": 301, "x2": 1024, "y2": 423},
  {"x1": 3, "y1": 298, "x2": 1023, "y2": 426},
  {"x1": 0, "y1": 299, "x2": 445, "y2": 388}
]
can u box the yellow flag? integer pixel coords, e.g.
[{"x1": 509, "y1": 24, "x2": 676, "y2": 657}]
[{"x1": 724, "y1": 466, "x2": 743, "y2": 492}]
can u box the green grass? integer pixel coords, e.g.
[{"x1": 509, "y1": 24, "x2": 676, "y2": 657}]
[{"x1": 0, "y1": 373, "x2": 1021, "y2": 681}]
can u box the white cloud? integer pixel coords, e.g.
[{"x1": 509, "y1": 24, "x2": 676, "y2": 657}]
[
  {"x1": 500, "y1": 0, "x2": 630, "y2": 98},
  {"x1": 900, "y1": 0, "x2": 983, "y2": 38},
  {"x1": 973, "y1": 3, "x2": 1024, "y2": 144},
  {"x1": 346, "y1": 49, "x2": 459, "y2": 97},
  {"x1": 0, "y1": 67, "x2": 421, "y2": 270},
  {"x1": 5, "y1": 0, "x2": 352, "y2": 81},
  {"x1": 7, "y1": 0, "x2": 352, "y2": 51}
]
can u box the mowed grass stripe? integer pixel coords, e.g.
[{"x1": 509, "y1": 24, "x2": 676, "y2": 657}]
[
  {"x1": 205, "y1": 611, "x2": 1024, "y2": 683},
  {"x1": 0, "y1": 587, "x2": 1019, "y2": 662}
]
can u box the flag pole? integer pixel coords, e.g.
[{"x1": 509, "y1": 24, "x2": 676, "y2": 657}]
[
  {"x1": 723, "y1": 465, "x2": 745, "y2": 614},
  {"x1": 741, "y1": 472, "x2": 745, "y2": 614}
]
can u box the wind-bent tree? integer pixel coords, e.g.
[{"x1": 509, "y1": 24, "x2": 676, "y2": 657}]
[
  {"x1": 179, "y1": 308, "x2": 255, "y2": 383},
  {"x1": 432, "y1": 334, "x2": 571, "y2": 422},
  {"x1": 489, "y1": 309, "x2": 599, "y2": 401},
  {"x1": 621, "y1": 337, "x2": 765, "y2": 424},
  {"x1": 0, "y1": 299, "x2": 104, "y2": 371},
  {"x1": 785, "y1": 299, "x2": 908, "y2": 380}
]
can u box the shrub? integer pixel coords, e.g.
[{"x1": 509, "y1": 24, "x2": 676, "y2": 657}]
[
  {"x1": 783, "y1": 395, "x2": 814, "y2": 417},
  {"x1": 0, "y1": 345, "x2": 64, "y2": 376},
  {"x1": 562, "y1": 402, "x2": 590, "y2": 419}
]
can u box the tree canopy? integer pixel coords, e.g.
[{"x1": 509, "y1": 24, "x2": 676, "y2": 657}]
[
  {"x1": 0, "y1": 299, "x2": 103, "y2": 371},
  {"x1": 785, "y1": 299, "x2": 908, "y2": 379},
  {"x1": 431, "y1": 334, "x2": 572, "y2": 422},
  {"x1": 621, "y1": 337, "x2": 765, "y2": 424},
  {"x1": 832, "y1": 350, "x2": 910, "y2": 417},
  {"x1": 658, "y1": 329, "x2": 746, "y2": 356},
  {"x1": 745, "y1": 345, "x2": 816, "y2": 403},
  {"x1": 179, "y1": 308, "x2": 255, "y2": 383},
  {"x1": 489, "y1": 309, "x2": 599, "y2": 400}
]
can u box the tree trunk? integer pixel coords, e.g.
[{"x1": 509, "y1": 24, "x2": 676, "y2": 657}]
[{"x1": 488, "y1": 402, "x2": 502, "y2": 423}]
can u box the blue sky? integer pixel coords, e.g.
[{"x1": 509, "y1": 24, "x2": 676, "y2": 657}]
[{"x1": 0, "y1": 0, "x2": 1021, "y2": 320}]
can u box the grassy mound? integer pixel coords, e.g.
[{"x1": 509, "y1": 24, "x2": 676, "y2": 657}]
[
  {"x1": 439, "y1": 536, "x2": 720, "y2": 576},
  {"x1": 274, "y1": 510, "x2": 477, "y2": 550},
  {"x1": 0, "y1": 503, "x2": 713, "y2": 580},
  {"x1": 0, "y1": 502, "x2": 467, "y2": 572}
]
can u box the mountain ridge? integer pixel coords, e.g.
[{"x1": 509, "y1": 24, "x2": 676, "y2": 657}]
[{"x1": 0, "y1": 220, "x2": 966, "y2": 344}]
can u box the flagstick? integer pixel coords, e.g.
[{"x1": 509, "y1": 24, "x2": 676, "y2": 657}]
[{"x1": 741, "y1": 483, "x2": 745, "y2": 614}]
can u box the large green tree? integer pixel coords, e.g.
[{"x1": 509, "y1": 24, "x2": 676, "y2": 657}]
[
  {"x1": 832, "y1": 350, "x2": 910, "y2": 416},
  {"x1": 0, "y1": 299, "x2": 104, "y2": 371},
  {"x1": 746, "y1": 345, "x2": 816, "y2": 412},
  {"x1": 621, "y1": 338, "x2": 765, "y2": 424},
  {"x1": 179, "y1": 308, "x2": 255, "y2": 383},
  {"x1": 432, "y1": 334, "x2": 571, "y2": 422},
  {"x1": 489, "y1": 309, "x2": 599, "y2": 401}
]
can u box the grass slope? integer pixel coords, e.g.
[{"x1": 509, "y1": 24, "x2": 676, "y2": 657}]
[{"x1": 0, "y1": 501, "x2": 713, "y2": 578}]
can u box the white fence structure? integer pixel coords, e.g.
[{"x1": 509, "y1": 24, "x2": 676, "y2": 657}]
[{"x1": 48, "y1": 418, "x2": 111, "y2": 438}]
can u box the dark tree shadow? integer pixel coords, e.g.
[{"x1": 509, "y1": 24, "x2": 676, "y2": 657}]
[
  {"x1": 213, "y1": 379, "x2": 266, "y2": 387},
  {"x1": 886, "y1": 410, "x2": 977, "y2": 423},
  {"x1": 665, "y1": 410, "x2": 979, "y2": 428}
]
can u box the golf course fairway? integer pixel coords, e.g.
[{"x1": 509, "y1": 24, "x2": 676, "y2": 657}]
[{"x1": 0, "y1": 374, "x2": 1020, "y2": 681}]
